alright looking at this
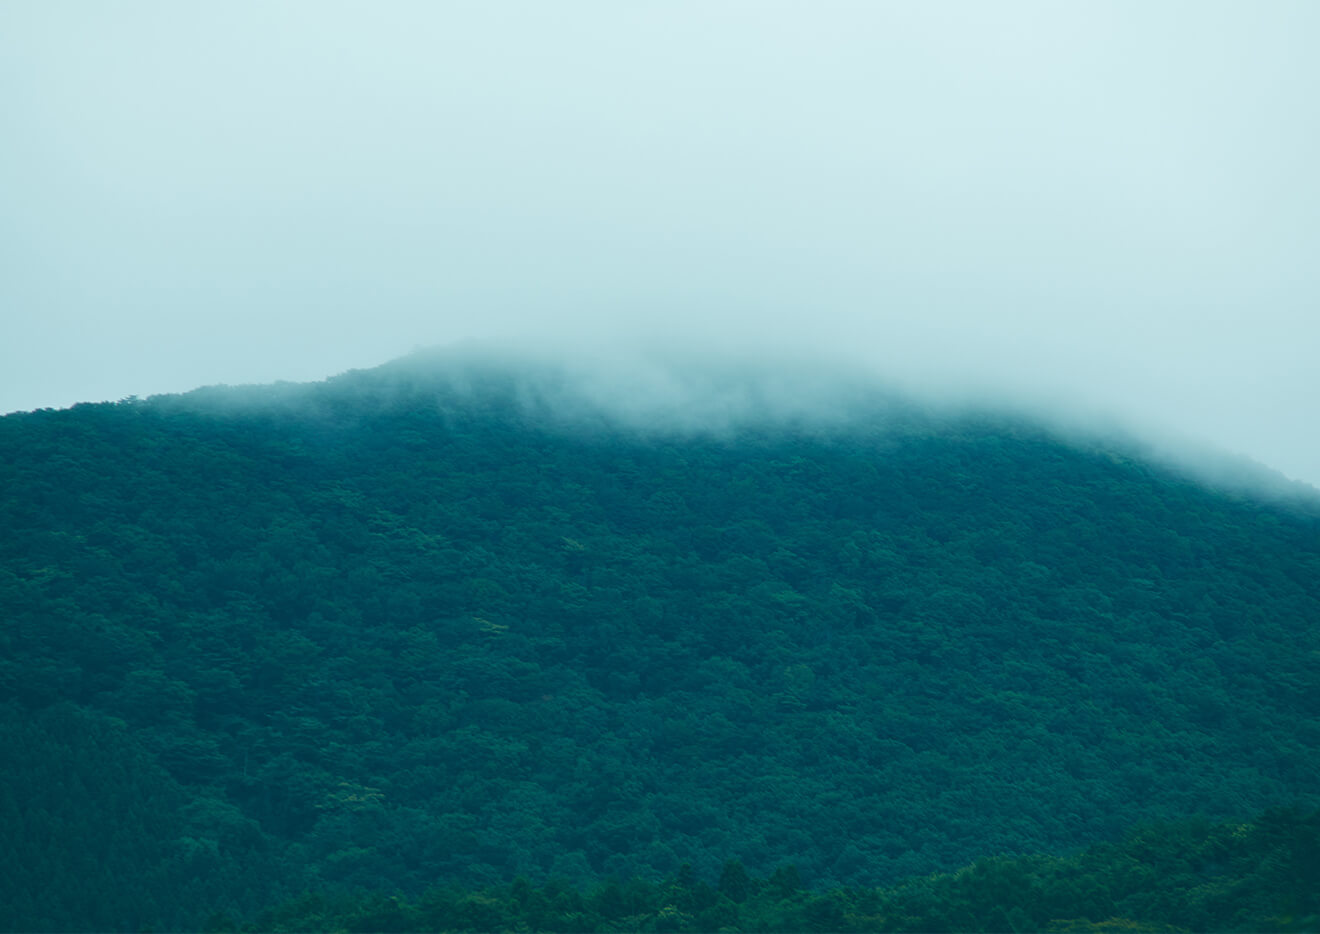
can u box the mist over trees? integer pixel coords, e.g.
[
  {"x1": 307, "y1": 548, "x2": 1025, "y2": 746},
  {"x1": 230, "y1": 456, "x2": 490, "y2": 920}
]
[{"x1": 2, "y1": 349, "x2": 1318, "y2": 930}]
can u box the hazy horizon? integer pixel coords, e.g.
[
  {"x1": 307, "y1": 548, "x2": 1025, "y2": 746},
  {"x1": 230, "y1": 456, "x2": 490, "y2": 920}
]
[{"x1": 4, "y1": 3, "x2": 1318, "y2": 484}]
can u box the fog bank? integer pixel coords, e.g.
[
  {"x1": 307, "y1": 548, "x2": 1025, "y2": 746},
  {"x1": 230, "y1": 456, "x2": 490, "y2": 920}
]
[{"x1": 2, "y1": 2, "x2": 1317, "y2": 484}]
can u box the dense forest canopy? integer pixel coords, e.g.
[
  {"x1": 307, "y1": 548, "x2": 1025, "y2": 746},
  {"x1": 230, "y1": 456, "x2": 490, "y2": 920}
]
[
  {"x1": 228, "y1": 807, "x2": 1320, "y2": 933},
  {"x1": 2, "y1": 347, "x2": 1318, "y2": 931}
]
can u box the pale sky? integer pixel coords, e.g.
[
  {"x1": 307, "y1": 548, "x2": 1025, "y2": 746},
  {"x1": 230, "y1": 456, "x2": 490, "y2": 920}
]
[{"x1": 3, "y1": 2, "x2": 1318, "y2": 484}]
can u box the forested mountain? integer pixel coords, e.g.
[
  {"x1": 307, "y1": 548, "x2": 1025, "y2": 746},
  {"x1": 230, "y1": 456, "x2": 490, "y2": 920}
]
[{"x1": 2, "y1": 347, "x2": 1319, "y2": 931}]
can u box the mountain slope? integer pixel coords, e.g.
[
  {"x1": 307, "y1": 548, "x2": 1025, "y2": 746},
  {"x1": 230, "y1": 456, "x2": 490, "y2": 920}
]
[{"x1": 2, "y1": 348, "x2": 1318, "y2": 927}]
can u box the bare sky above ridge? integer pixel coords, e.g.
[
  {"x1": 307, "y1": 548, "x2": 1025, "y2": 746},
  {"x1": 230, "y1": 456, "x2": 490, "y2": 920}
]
[{"x1": 3, "y1": 2, "x2": 1318, "y2": 484}]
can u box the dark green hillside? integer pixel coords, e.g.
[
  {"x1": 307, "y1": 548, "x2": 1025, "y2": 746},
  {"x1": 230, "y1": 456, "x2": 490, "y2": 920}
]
[
  {"x1": 239, "y1": 808, "x2": 1320, "y2": 933},
  {"x1": 2, "y1": 350, "x2": 1319, "y2": 929}
]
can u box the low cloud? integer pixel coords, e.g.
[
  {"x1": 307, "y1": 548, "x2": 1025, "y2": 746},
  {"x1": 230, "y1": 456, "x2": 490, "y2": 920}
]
[{"x1": 2, "y1": 3, "x2": 1317, "y2": 486}]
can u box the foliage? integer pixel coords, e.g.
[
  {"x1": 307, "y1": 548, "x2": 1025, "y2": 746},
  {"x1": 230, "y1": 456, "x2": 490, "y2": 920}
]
[
  {"x1": 237, "y1": 808, "x2": 1320, "y2": 932},
  {"x1": 2, "y1": 357, "x2": 1319, "y2": 929}
]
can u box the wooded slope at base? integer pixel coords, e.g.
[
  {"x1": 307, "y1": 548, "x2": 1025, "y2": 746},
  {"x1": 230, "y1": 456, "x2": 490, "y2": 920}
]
[{"x1": 228, "y1": 808, "x2": 1320, "y2": 933}]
